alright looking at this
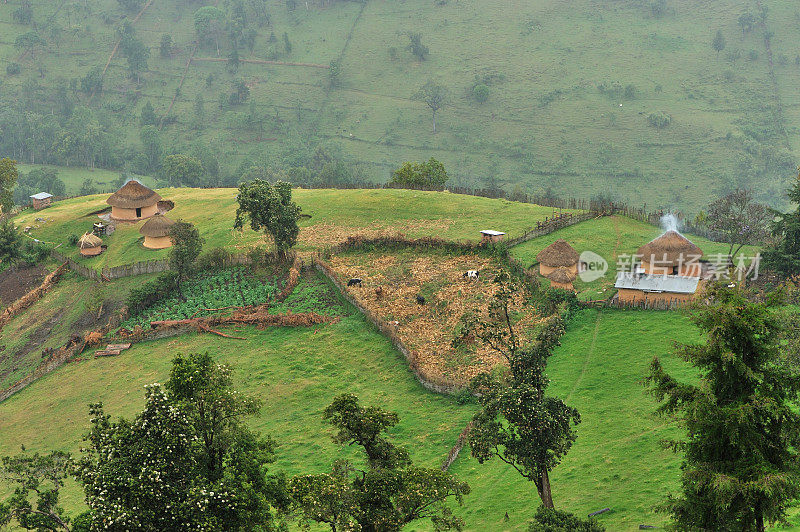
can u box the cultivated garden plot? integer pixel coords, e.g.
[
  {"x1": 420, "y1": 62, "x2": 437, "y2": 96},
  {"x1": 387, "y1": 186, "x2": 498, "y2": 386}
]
[{"x1": 329, "y1": 248, "x2": 542, "y2": 384}]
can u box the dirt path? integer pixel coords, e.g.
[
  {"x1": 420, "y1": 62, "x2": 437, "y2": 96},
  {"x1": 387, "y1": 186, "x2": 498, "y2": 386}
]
[{"x1": 566, "y1": 311, "x2": 602, "y2": 403}]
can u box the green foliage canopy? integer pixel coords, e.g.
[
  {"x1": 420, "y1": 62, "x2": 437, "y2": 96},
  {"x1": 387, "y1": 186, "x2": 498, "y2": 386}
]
[{"x1": 234, "y1": 179, "x2": 301, "y2": 254}]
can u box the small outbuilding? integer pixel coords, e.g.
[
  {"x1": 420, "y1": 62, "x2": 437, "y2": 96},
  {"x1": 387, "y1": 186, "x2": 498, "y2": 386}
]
[
  {"x1": 536, "y1": 238, "x2": 579, "y2": 277},
  {"x1": 78, "y1": 232, "x2": 103, "y2": 257},
  {"x1": 480, "y1": 230, "x2": 506, "y2": 243},
  {"x1": 615, "y1": 272, "x2": 701, "y2": 305},
  {"x1": 139, "y1": 213, "x2": 176, "y2": 249},
  {"x1": 106, "y1": 180, "x2": 161, "y2": 222},
  {"x1": 547, "y1": 266, "x2": 577, "y2": 291},
  {"x1": 637, "y1": 230, "x2": 703, "y2": 276},
  {"x1": 30, "y1": 192, "x2": 53, "y2": 210}
]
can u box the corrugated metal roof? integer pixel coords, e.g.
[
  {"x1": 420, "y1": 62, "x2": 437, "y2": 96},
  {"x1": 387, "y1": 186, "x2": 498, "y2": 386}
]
[
  {"x1": 29, "y1": 192, "x2": 53, "y2": 200},
  {"x1": 614, "y1": 273, "x2": 699, "y2": 294},
  {"x1": 480, "y1": 230, "x2": 505, "y2": 236}
]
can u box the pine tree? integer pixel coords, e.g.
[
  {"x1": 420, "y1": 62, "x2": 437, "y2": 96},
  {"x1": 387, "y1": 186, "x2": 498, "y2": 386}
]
[{"x1": 764, "y1": 172, "x2": 800, "y2": 276}]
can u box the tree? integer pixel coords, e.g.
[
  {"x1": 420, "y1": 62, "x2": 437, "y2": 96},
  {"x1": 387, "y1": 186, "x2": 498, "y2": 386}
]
[
  {"x1": 712, "y1": 29, "x2": 726, "y2": 55},
  {"x1": 0, "y1": 158, "x2": 18, "y2": 214},
  {"x1": 139, "y1": 126, "x2": 162, "y2": 172},
  {"x1": 390, "y1": 158, "x2": 449, "y2": 190},
  {"x1": 472, "y1": 83, "x2": 489, "y2": 103},
  {"x1": 234, "y1": 180, "x2": 300, "y2": 256},
  {"x1": 647, "y1": 285, "x2": 800, "y2": 531},
  {"x1": 12, "y1": 1, "x2": 33, "y2": 25},
  {"x1": 0, "y1": 220, "x2": 23, "y2": 268},
  {"x1": 80, "y1": 67, "x2": 103, "y2": 95},
  {"x1": 227, "y1": 48, "x2": 240, "y2": 73},
  {"x1": 705, "y1": 188, "x2": 772, "y2": 263},
  {"x1": 193, "y1": 93, "x2": 205, "y2": 129},
  {"x1": 117, "y1": 0, "x2": 143, "y2": 11},
  {"x1": 194, "y1": 6, "x2": 227, "y2": 56},
  {"x1": 169, "y1": 221, "x2": 203, "y2": 299},
  {"x1": 230, "y1": 79, "x2": 250, "y2": 105},
  {"x1": 290, "y1": 394, "x2": 469, "y2": 531},
  {"x1": 160, "y1": 34, "x2": 173, "y2": 58},
  {"x1": 328, "y1": 59, "x2": 342, "y2": 89},
  {"x1": 461, "y1": 272, "x2": 580, "y2": 509},
  {"x1": 140, "y1": 101, "x2": 157, "y2": 126},
  {"x1": 283, "y1": 32, "x2": 292, "y2": 54},
  {"x1": 408, "y1": 32, "x2": 428, "y2": 60},
  {"x1": 120, "y1": 32, "x2": 149, "y2": 83},
  {"x1": 415, "y1": 81, "x2": 448, "y2": 133},
  {"x1": 764, "y1": 172, "x2": 800, "y2": 276},
  {"x1": 14, "y1": 31, "x2": 46, "y2": 58},
  {"x1": 738, "y1": 12, "x2": 756, "y2": 35},
  {"x1": 0, "y1": 450, "x2": 72, "y2": 531},
  {"x1": 75, "y1": 354, "x2": 286, "y2": 531},
  {"x1": 78, "y1": 179, "x2": 97, "y2": 196},
  {"x1": 528, "y1": 506, "x2": 604, "y2": 532},
  {"x1": 164, "y1": 154, "x2": 205, "y2": 187}
]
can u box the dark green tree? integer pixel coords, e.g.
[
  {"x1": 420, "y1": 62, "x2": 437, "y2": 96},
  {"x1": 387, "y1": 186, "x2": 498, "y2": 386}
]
[
  {"x1": 160, "y1": 34, "x2": 173, "y2": 58},
  {"x1": 193, "y1": 6, "x2": 227, "y2": 56},
  {"x1": 461, "y1": 272, "x2": 580, "y2": 509},
  {"x1": 80, "y1": 67, "x2": 103, "y2": 95},
  {"x1": 0, "y1": 158, "x2": 18, "y2": 214},
  {"x1": 163, "y1": 154, "x2": 205, "y2": 187},
  {"x1": 290, "y1": 394, "x2": 469, "y2": 531},
  {"x1": 0, "y1": 450, "x2": 72, "y2": 531},
  {"x1": 528, "y1": 506, "x2": 604, "y2": 532},
  {"x1": 712, "y1": 29, "x2": 726, "y2": 55},
  {"x1": 234, "y1": 179, "x2": 301, "y2": 256},
  {"x1": 705, "y1": 188, "x2": 772, "y2": 263},
  {"x1": 78, "y1": 179, "x2": 97, "y2": 197},
  {"x1": 168, "y1": 221, "x2": 203, "y2": 299},
  {"x1": 390, "y1": 158, "x2": 449, "y2": 190},
  {"x1": 140, "y1": 101, "x2": 157, "y2": 126},
  {"x1": 117, "y1": 0, "x2": 143, "y2": 12},
  {"x1": 647, "y1": 284, "x2": 800, "y2": 531},
  {"x1": 76, "y1": 354, "x2": 286, "y2": 531},
  {"x1": 14, "y1": 31, "x2": 46, "y2": 58},
  {"x1": 764, "y1": 172, "x2": 800, "y2": 276},
  {"x1": 408, "y1": 32, "x2": 428, "y2": 60},
  {"x1": 139, "y1": 126, "x2": 162, "y2": 171},
  {"x1": 282, "y1": 32, "x2": 292, "y2": 54},
  {"x1": 415, "y1": 81, "x2": 448, "y2": 133},
  {"x1": 12, "y1": 1, "x2": 33, "y2": 25}
]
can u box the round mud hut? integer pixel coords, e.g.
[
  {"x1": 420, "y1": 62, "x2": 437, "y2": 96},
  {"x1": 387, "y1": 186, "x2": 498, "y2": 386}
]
[
  {"x1": 78, "y1": 233, "x2": 103, "y2": 257},
  {"x1": 139, "y1": 213, "x2": 176, "y2": 249},
  {"x1": 536, "y1": 239, "x2": 579, "y2": 277},
  {"x1": 638, "y1": 230, "x2": 703, "y2": 276},
  {"x1": 547, "y1": 266, "x2": 576, "y2": 291},
  {"x1": 106, "y1": 180, "x2": 161, "y2": 222}
]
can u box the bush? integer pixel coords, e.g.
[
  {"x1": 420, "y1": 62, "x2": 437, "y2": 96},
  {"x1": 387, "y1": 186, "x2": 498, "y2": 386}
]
[
  {"x1": 6, "y1": 63, "x2": 21, "y2": 76},
  {"x1": 528, "y1": 506, "x2": 605, "y2": 532},
  {"x1": 68, "y1": 234, "x2": 80, "y2": 246},
  {"x1": 472, "y1": 83, "x2": 490, "y2": 103},
  {"x1": 20, "y1": 241, "x2": 51, "y2": 266},
  {"x1": 126, "y1": 271, "x2": 177, "y2": 315},
  {"x1": 647, "y1": 111, "x2": 671, "y2": 128},
  {"x1": 196, "y1": 247, "x2": 232, "y2": 271}
]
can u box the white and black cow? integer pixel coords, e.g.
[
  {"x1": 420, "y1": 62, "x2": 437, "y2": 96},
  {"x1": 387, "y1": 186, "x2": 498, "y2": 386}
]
[{"x1": 463, "y1": 270, "x2": 480, "y2": 281}]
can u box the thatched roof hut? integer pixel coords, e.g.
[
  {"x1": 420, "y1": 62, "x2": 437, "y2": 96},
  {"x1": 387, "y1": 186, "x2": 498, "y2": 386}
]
[
  {"x1": 78, "y1": 232, "x2": 103, "y2": 256},
  {"x1": 106, "y1": 180, "x2": 161, "y2": 222},
  {"x1": 536, "y1": 239, "x2": 579, "y2": 276},
  {"x1": 638, "y1": 230, "x2": 703, "y2": 268},
  {"x1": 139, "y1": 214, "x2": 176, "y2": 249},
  {"x1": 547, "y1": 266, "x2": 576, "y2": 291}
]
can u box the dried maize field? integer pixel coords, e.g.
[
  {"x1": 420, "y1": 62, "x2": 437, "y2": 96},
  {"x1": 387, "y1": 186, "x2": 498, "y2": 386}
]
[{"x1": 329, "y1": 248, "x2": 542, "y2": 384}]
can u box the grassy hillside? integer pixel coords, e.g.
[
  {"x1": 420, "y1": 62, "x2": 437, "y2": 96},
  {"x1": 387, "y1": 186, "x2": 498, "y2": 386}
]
[
  {"x1": 16, "y1": 164, "x2": 156, "y2": 196},
  {"x1": 1, "y1": 0, "x2": 798, "y2": 211},
  {"x1": 13, "y1": 187, "x2": 573, "y2": 269},
  {"x1": 511, "y1": 215, "x2": 760, "y2": 299}
]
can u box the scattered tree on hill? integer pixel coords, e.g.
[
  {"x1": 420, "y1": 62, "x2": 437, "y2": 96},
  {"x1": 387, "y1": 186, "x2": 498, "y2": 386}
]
[
  {"x1": 75, "y1": 353, "x2": 286, "y2": 530},
  {"x1": 160, "y1": 34, "x2": 173, "y2": 58},
  {"x1": 80, "y1": 66, "x2": 103, "y2": 95},
  {"x1": 459, "y1": 272, "x2": 580, "y2": 510},
  {"x1": 79, "y1": 179, "x2": 97, "y2": 197},
  {"x1": 704, "y1": 188, "x2": 771, "y2": 263},
  {"x1": 194, "y1": 6, "x2": 227, "y2": 56},
  {"x1": 415, "y1": 80, "x2": 449, "y2": 133},
  {"x1": 738, "y1": 12, "x2": 756, "y2": 35},
  {"x1": 14, "y1": 31, "x2": 46, "y2": 58},
  {"x1": 649, "y1": 0, "x2": 667, "y2": 18},
  {"x1": 227, "y1": 48, "x2": 240, "y2": 73},
  {"x1": 120, "y1": 31, "x2": 150, "y2": 84},
  {"x1": 472, "y1": 83, "x2": 490, "y2": 103},
  {"x1": 390, "y1": 158, "x2": 449, "y2": 190},
  {"x1": 0, "y1": 450, "x2": 77, "y2": 531},
  {"x1": 169, "y1": 221, "x2": 203, "y2": 299},
  {"x1": 290, "y1": 394, "x2": 470, "y2": 531},
  {"x1": 408, "y1": 32, "x2": 429, "y2": 60},
  {"x1": 193, "y1": 93, "x2": 205, "y2": 129},
  {"x1": 139, "y1": 126, "x2": 162, "y2": 172},
  {"x1": 647, "y1": 285, "x2": 800, "y2": 531},
  {"x1": 12, "y1": 1, "x2": 33, "y2": 25},
  {"x1": 230, "y1": 79, "x2": 250, "y2": 105},
  {"x1": 0, "y1": 158, "x2": 18, "y2": 215},
  {"x1": 117, "y1": 0, "x2": 143, "y2": 12},
  {"x1": 164, "y1": 154, "x2": 205, "y2": 187},
  {"x1": 0, "y1": 220, "x2": 23, "y2": 267},
  {"x1": 283, "y1": 32, "x2": 292, "y2": 54},
  {"x1": 328, "y1": 59, "x2": 342, "y2": 89},
  {"x1": 234, "y1": 179, "x2": 301, "y2": 257},
  {"x1": 712, "y1": 29, "x2": 726, "y2": 55},
  {"x1": 140, "y1": 101, "x2": 157, "y2": 126},
  {"x1": 764, "y1": 171, "x2": 800, "y2": 276}
]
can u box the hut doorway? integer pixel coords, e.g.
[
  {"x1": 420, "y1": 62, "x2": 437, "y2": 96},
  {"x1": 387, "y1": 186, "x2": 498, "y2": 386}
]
[{"x1": 135, "y1": 207, "x2": 142, "y2": 218}]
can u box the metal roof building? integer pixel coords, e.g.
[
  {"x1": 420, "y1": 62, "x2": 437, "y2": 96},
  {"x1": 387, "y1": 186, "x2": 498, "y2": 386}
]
[{"x1": 614, "y1": 273, "x2": 699, "y2": 294}]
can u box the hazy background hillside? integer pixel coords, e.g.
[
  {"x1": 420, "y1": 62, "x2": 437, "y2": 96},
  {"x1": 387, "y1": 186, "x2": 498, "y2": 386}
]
[{"x1": 2, "y1": 0, "x2": 800, "y2": 212}]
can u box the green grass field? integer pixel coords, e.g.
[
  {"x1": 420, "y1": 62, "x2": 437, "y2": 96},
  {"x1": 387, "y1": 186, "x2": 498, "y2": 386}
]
[
  {"x1": 511, "y1": 215, "x2": 760, "y2": 299},
  {"x1": 1, "y1": 0, "x2": 797, "y2": 211},
  {"x1": 12, "y1": 187, "x2": 574, "y2": 269},
  {"x1": 15, "y1": 164, "x2": 156, "y2": 196}
]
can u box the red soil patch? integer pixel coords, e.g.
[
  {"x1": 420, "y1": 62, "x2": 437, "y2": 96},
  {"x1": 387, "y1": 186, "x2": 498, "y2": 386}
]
[{"x1": 0, "y1": 265, "x2": 48, "y2": 309}]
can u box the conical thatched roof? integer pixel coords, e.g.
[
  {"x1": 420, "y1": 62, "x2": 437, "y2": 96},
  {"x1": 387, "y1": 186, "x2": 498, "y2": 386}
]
[
  {"x1": 78, "y1": 232, "x2": 102, "y2": 249},
  {"x1": 106, "y1": 180, "x2": 161, "y2": 209},
  {"x1": 536, "y1": 239, "x2": 579, "y2": 267},
  {"x1": 547, "y1": 266, "x2": 577, "y2": 284},
  {"x1": 139, "y1": 213, "x2": 176, "y2": 237},
  {"x1": 638, "y1": 230, "x2": 703, "y2": 266}
]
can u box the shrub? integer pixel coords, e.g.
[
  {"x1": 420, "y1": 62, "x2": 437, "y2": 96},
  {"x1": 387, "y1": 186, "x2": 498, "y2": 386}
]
[
  {"x1": 6, "y1": 63, "x2": 21, "y2": 76},
  {"x1": 68, "y1": 234, "x2": 80, "y2": 246},
  {"x1": 647, "y1": 111, "x2": 671, "y2": 128},
  {"x1": 126, "y1": 271, "x2": 177, "y2": 315},
  {"x1": 472, "y1": 83, "x2": 490, "y2": 103},
  {"x1": 748, "y1": 49, "x2": 759, "y2": 61},
  {"x1": 196, "y1": 247, "x2": 232, "y2": 271},
  {"x1": 624, "y1": 83, "x2": 636, "y2": 99},
  {"x1": 528, "y1": 506, "x2": 605, "y2": 532}
]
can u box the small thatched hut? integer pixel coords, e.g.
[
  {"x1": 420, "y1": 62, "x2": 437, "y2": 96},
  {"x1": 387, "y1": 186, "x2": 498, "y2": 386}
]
[
  {"x1": 78, "y1": 233, "x2": 103, "y2": 256},
  {"x1": 638, "y1": 230, "x2": 703, "y2": 276},
  {"x1": 536, "y1": 239, "x2": 579, "y2": 276},
  {"x1": 139, "y1": 214, "x2": 176, "y2": 249},
  {"x1": 106, "y1": 180, "x2": 161, "y2": 222},
  {"x1": 547, "y1": 266, "x2": 576, "y2": 291}
]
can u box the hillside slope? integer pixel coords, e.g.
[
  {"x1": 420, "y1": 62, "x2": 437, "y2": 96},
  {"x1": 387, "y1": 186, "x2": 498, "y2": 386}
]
[{"x1": 1, "y1": 0, "x2": 798, "y2": 211}]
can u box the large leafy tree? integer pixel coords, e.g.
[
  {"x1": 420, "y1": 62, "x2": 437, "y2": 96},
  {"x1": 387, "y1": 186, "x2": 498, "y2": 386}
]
[
  {"x1": 164, "y1": 154, "x2": 205, "y2": 187},
  {"x1": 0, "y1": 220, "x2": 23, "y2": 267},
  {"x1": 0, "y1": 157, "x2": 18, "y2": 214},
  {"x1": 415, "y1": 81, "x2": 448, "y2": 133},
  {"x1": 390, "y1": 158, "x2": 449, "y2": 190},
  {"x1": 234, "y1": 179, "x2": 301, "y2": 257},
  {"x1": 460, "y1": 272, "x2": 580, "y2": 509},
  {"x1": 647, "y1": 284, "x2": 800, "y2": 531},
  {"x1": 194, "y1": 6, "x2": 227, "y2": 55},
  {"x1": 764, "y1": 172, "x2": 800, "y2": 276},
  {"x1": 290, "y1": 394, "x2": 470, "y2": 531},
  {"x1": 704, "y1": 188, "x2": 772, "y2": 262},
  {"x1": 169, "y1": 221, "x2": 203, "y2": 299},
  {"x1": 76, "y1": 353, "x2": 287, "y2": 531}
]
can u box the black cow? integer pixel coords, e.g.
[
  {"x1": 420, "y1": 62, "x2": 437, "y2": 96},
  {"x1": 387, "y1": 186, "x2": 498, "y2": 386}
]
[
  {"x1": 347, "y1": 278, "x2": 362, "y2": 287},
  {"x1": 416, "y1": 295, "x2": 426, "y2": 305}
]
